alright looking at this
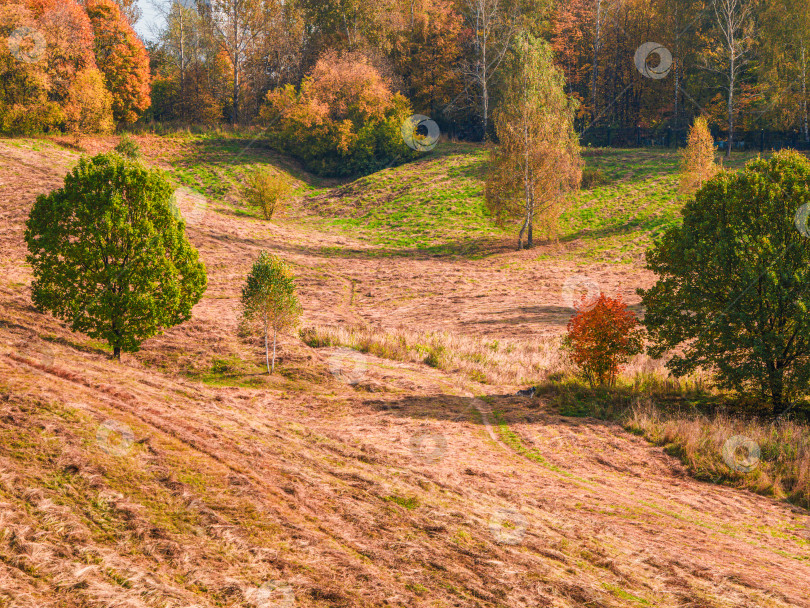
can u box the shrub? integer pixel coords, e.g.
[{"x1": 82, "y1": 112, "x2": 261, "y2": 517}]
[
  {"x1": 243, "y1": 169, "x2": 290, "y2": 219},
  {"x1": 679, "y1": 116, "x2": 717, "y2": 194},
  {"x1": 640, "y1": 151, "x2": 810, "y2": 415},
  {"x1": 580, "y1": 167, "x2": 610, "y2": 189},
  {"x1": 564, "y1": 293, "x2": 643, "y2": 388},
  {"x1": 24, "y1": 153, "x2": 207, "y2": 359},
  {"x1": 114, "y1": 132, "x2": 142, "y2": 159},
  {"x1": 258, "y1": 51, "x2": 416, "y2": 177}
]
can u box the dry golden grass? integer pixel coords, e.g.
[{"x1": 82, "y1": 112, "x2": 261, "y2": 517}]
[
  {"x1": 627, "y1": 402, "x2": 810, "y2": 509},
  {"x1": 304, "y1": 321, "x2": 810, "y2": 510},
  {"x1": 300, "y1": 323, "x2": 569, "y2": 386}
]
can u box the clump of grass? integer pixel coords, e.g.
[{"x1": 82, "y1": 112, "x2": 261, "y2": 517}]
[
  {"x1": 114, "y1": 133, "x2": 142, "y2": 159},
  {"x1": 580, "y1": 167, "x2": 610, "y2": 189},
  {"x1": 300, "y1": 324, "x2": 566, "y2": 385},
  {"x1": 243, "y1": 168, "x2": 291, "y2": 219},
  {"x1": 386, "y1": 494, "x2": 420, "y2": 510}
]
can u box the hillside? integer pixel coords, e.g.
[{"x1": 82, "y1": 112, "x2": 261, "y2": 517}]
[{"x1": 1, "y1": 135, "x2": 808, "y2": 608}]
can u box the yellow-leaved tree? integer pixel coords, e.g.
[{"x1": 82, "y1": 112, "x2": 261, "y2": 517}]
[
  {"x1": 485, "y1": 34, "x2": 581, "y2": 250},
  {"x1": 680, "y1": 116, "x2": 718, "y2": 195}
]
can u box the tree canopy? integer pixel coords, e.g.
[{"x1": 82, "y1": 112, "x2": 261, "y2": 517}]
[
  {"x1": 640, "y1": 150, "x2": 810, "y2": 414},
  {"x1": 24, "y1": 152, "x2": 208, "y2": 359}
]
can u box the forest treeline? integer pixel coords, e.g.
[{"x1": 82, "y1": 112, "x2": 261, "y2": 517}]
[{"x1": 1, "y1": 0, "x2": 808, "y2": 143}]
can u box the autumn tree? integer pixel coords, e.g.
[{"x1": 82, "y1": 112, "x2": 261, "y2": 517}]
[
  {"x1": 260, "y1": 51, "x2": 414, "y2": 176},
  {"x1": 703, "y1": 0, "x2": 757, "y2": 157},
  {"x1": 564, "y1": 293, "x2": 643, "y2": 388},
  {"x1": 760, "y1": 0, "x2": 810, "y2": 142},
  {"x1": 151, "y1": 0, "x2": 231, "y2": 123},
  {"x1": 680, "y1": 116, "x2": 717, "y2": 194},
  {"x1": 86, "y1": 0, "x2": 151, "y2": 124},
  {"x1": 24, "y1": 153, "x2": 207, "y2": 359},
  {"x1": 201, "y1": 0, "x2": 277, "y2": 124},
  {"x1": 240, "y1": 252, "x2": 301, "y2": 374},
  {"x1": 460, "y1": 0, "x2": 517, "y2": 138},
  {"x1": 110, "y1": 0, "x2": 141, "y2": 24},
  {"x1": 485, "y1": 34, "x2": 581, "y2": 249},
  {"x1": 0, "y1": 2, "x2": 62, "y2": 133},
  {"x1": 0, "y1": 0, "x2": 113, "y2": 133},
  {"x1": 391, "y1": 0, "x2": 464, "y2": 118}
]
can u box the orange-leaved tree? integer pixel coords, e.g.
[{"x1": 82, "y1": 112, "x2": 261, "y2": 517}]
[
  {"x1": 259, "y1": 51, "x2": 413, "y2": 177},
  {"x1": 564, "y1": 293, "x2": 643, "y2": 388},
  {"x1": 86, "y1": 0, "x2": 150, "y2": 124}
]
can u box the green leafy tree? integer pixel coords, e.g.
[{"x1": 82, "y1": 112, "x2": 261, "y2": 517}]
[
  {"x1": 240, "y1": 252, "x2": 301, "y2": 374},
  {"x1": 640, "y1": 151, "x2": 810, "y2": 415},
  {"x1": 24, "y1": 153, "x2": 207, "y2": 359}
]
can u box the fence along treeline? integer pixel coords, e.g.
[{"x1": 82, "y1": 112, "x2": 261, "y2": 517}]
[
  {"x1": 2, "y1": 0, "x2": 809, "y2": 144},
  {"x1": 145, "y1": 0, "x2": 810, "y2": 146}
]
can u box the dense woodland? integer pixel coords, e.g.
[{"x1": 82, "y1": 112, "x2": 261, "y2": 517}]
[{"x1": 1, "y1": 0, "x2": 809, "y2": 144}]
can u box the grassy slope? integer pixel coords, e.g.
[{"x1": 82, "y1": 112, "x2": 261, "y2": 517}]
[{"x1": 1, "y1": 136, "x2": 808, "y2": 608}]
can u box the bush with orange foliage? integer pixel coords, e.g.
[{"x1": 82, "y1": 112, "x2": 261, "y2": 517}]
[
  {"x1": 564, "y1": 293, "x2": 644, "y2": 388},
  {"x1": 259, "y1": 51, "x2": 414, "y2": 177}
]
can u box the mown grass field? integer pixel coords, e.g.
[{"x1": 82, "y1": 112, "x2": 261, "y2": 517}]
[{"x1": 2, "y1": 134, "x2": 808, "y2": 608}]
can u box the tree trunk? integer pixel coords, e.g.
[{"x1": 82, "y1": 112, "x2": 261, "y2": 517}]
[
  {"x1": 527, "y1": 176, "x2": 534, "y2": 248},
  {"x1": 520, "y1": 120, "x2": 531, "y2": 250},
  {"x1": 803, "y1": 44, "x2": 809, "y2": 143},
  {"x1": 768, "y1": 363, "x2": 787, "y2": 416},
  {"x1": 727, "y1": 62, "x2": 734, "y2": 158},
  {"x1": 517, "y1": 218, "x2": 528, "y2": 250},
  {"x1": 264, "y1": 323, "x2": 270, "y2": 374},
  {"x1": 725, "y1": 7, "x2": 736, "y2": 159},
  {"x1": 591, "y1": 0, "x2": 603, "y2": 122},
  {"x1": 232, "y1": 55, "x2": 240, "y2": 125},
  {"x1": 113, "y1": 346, "x2": 121, "y2": 360},
  {"x1": 272, "y1": 329, "x2": 277, "y2": 374}
]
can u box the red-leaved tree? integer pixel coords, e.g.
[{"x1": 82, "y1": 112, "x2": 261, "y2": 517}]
[
  {"x1": 86, "y1": 0, "x2": 150, "y2": 124},
  {"x1": 564, "y1": 293, "x2": 643, "y2": 388}
]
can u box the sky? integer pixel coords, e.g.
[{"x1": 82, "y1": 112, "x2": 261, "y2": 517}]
[{"x1": 133, "y1": 1, "x2": 164, "y2": 43}]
